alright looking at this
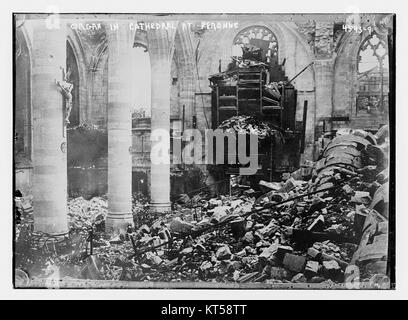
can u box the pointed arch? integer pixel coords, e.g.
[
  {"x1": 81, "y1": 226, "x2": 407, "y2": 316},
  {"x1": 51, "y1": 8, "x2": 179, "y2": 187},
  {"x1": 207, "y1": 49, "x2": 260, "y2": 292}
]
[
  {"x1": 333, "y1": 30, "x2": 389, "y2": 130},
  {"x1": 66, "y1": 28, "x2": 88, "y2": 124},
  {"x1": 173, "y1": 27, "x2": 196, "y2": 129},
  {"x1": 356, "y1": 33, "x2": 389, "y2": 116},
  {"x1": 233, "y1": 25, "x2": 279, "y2": 64}
]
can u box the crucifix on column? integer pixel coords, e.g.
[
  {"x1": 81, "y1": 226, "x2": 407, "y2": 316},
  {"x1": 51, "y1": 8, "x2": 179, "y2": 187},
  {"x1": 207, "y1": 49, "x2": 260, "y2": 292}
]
[{"x1": 55, "y1": 67, "x2": 74, "y2": 126}]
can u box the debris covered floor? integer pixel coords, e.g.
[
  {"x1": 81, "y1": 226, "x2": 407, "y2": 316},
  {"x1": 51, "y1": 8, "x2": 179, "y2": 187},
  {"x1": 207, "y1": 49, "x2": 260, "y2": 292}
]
[{"x1": 14, "y1": 128, "x2": 390, "y2": 288}]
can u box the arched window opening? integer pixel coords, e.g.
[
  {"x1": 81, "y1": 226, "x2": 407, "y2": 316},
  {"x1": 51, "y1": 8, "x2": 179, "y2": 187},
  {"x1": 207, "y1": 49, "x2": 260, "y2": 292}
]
[
  {"x1": 131, "y1": 46, "x2": 151, "y2": 119},
  {"x1": 131, "y1": 42, "x2": 152, "y2": 197},
  {"x1": 66, "y1": 41, "x2": 80, "y2": 127},
  {"x1": 356, "y1": 33, "x2": 389, "y2": 116},
  {"x1": 232, "y1": 26, "x2": 278, "y2": 65}
]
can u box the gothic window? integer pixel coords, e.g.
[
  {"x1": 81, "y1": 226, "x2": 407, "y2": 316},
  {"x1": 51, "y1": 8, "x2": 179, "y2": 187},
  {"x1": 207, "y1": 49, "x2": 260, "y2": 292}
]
[
  {"x1": 66, "y1": 41, "x2": 80, "y2": 127},
  {"x1": 233, "y1": 26, "x2": 278, "y2": 64},
  {"x1": 131, "y1": 44, "x2": 151, "y2": 120},
  {"x1": 356, "y1": 33, "x2": 389, "y2": 114}
]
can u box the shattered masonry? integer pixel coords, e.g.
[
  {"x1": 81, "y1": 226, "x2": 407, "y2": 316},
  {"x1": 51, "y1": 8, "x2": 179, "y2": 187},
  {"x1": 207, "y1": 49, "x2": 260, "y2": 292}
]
[
  {"x1": 14, "y1": 14, "x2": 393, "y2": 289},
  {"x1": 15, "y1": 126, "x2": 390, "y2": 288}
]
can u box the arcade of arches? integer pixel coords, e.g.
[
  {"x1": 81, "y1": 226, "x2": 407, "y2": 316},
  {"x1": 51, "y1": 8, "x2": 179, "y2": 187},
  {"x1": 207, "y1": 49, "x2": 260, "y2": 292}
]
[{"x1": 14, "y1": 14, "x2": 393, "y2": 234}]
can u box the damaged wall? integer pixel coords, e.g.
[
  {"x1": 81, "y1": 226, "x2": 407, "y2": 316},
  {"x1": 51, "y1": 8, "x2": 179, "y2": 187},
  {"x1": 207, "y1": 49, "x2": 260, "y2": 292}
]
[
  {"x1": 15, "y1": 125, "x2": 391, "y2": 287},
  {"x1": 333, "y1": 30, "x2": 390, "y2": 131},
  {"x1": 14, "y1": 15, "x2": 393, "y2": 195}
]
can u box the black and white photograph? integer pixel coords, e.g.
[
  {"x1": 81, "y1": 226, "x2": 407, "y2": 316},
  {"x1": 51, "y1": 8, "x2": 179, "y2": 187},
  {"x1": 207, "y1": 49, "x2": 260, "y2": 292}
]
[{"x1": 8, "y1": 8, "x2": 396, "y2": 293}]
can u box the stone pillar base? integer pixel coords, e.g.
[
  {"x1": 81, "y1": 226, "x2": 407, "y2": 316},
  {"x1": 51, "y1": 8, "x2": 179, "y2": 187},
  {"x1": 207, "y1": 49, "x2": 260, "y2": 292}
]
[
  {"x1": 33, "y1": 223, "x2": 68, "y2": 236},
  {"x1": 149, "y1": 202, "x2": 171, "y2": 214},
  {"x1": 105, "y1": 212, "x2": 134, "y2": 233},
  {"x1": 33, "y1": 231, "x2": 69, "y2": 245}
]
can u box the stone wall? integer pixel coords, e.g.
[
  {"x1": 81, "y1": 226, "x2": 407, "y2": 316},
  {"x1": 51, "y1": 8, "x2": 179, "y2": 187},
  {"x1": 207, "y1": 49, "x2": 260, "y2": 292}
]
[{"x1": 15, "y1": 14, "x2": 393, "y2": 181}]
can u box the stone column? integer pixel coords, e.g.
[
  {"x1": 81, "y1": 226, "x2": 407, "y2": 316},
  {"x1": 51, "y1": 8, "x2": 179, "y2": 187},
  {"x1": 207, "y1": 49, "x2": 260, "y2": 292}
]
[
  {"x1": 314, "y1": 60, "x2": 334, "y2": 120},
  {"x1": 176, "y1": 29, "x2": 196, "y2": 130},
  {"x1": 314, "y1": 22, "x2": 335, "y2": 124},
  {"x1": 311, "y1": 22, "x2": 335, "y2": 159},
  {"x1": 105, "y1": 25, "x2": 134, "y2": 232},
  {"x1": 148, "y1": 27, "x2": 177, "y2": 213},
  {"x1": 31, "y1": 20, "x2": 68, "y2": 234}
]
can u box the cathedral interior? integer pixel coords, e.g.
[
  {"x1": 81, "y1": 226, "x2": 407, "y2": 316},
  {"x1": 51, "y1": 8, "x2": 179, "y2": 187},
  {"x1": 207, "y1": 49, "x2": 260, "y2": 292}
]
[{"x1": 13, "y1": 14, "x2": 393, "y2": 287}]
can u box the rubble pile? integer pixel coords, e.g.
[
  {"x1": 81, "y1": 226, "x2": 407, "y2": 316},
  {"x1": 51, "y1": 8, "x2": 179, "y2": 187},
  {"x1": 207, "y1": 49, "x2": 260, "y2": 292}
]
[
  {"x1": 68, "y1": 196, "x2": 108, "y2": 231},
  {"x1": 82, "y1": 180, "x2": 353, "y2": 283},
  {"x1": 218, "y1": 115, "x2": 283, "y2": 140},
  {"x1": 14, "y1": 126, "x2": 390, "y2": 287},
  {"x1": 14, "y1": 195, "x2": 148, "y2": 281}
]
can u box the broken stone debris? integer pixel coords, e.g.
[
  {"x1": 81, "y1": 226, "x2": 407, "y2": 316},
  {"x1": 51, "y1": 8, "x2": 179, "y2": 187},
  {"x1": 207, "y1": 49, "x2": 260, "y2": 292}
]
[
  {"x1": 14, "y1": 127, "x2": 390, "y2": 286},
  {"x1": 216, "y1": 245, "x2": 232, "y2": 260},
  {"x1": 283, "y1": 253, "x2": 306, "y2": 273}
]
